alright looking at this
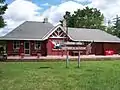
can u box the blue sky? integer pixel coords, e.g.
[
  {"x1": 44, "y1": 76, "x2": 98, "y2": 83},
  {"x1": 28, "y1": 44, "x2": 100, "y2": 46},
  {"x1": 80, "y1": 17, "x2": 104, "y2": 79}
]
[
  {"x1": 6, "y1": 0, "x2": 62, "y2": 8},
  {"x1": 5, "y1": 0, "x2": 91, "y2": 11}
]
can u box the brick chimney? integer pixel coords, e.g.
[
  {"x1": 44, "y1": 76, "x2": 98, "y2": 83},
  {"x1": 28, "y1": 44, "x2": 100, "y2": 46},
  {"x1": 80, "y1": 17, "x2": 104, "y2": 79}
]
[{"x1": 43, "y1": 18, "x2": 48, "y2": 23}]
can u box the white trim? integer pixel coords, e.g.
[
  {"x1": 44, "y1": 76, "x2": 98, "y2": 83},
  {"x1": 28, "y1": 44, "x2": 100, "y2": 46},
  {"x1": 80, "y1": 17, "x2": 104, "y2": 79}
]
[
  {"x1": 49, "y1": 37, "x2": 66, "y2": 39},
  {"x1": 50, "y1": 28, "x2": 66, "y2": 38},
  {"x1": 72, "y1": 39, "x2": 120, "y2": 43},
  {"x1": 42, "y1": 25, "x2": 58, "y2": 40},
  {"x1": 53, "y1": 31, "x2": 58, "y2": 37},
  {"x1": 13, "y1": 40, "x2": 20, "y2": 50},
  {"x1": 57, "y1": 29, "x2": 61, "y2": 36},
  {"x1": 1, "y1": 37, "x2": 120, "y2": 43},
  {"x1": 34, "y1": 41, "x2": 41, "y2": 50},
  {"x1": 59, "y1": 32, "x2": 64, "y2": 37},
  {"x1": 0, "y1": 38, "x2": 43, "y2": 41},
  {"x1": 42, "y1": 24, "x2": 73, "y2": 40}
]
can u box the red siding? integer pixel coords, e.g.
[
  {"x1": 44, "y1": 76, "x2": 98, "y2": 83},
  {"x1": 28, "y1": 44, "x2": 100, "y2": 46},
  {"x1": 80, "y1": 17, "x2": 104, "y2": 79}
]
[
  {"x1": 92, "y1": 43, "x2": 104, "y2": 55},
  {"x1": 7, "y1": 41, "x2": 13, "y2": 56},
  {"x1": 46, "y1": 38, "x2": 66, "y2": 56},
  {"x1": 46, "y1": 39, "x2": 52, "y2": 55},
  {"x1": 7, "y1": 40, "x2": 120, "y2": 56},
  {"x1": 41, "y1": 40, "x2": 47, "y2": 56},
  {"x1": 103, "y1": 43, "x2": 120, "y2": 54},
  {"x1": 7, "y1": 40, "x2": 47, "y2": 56}
]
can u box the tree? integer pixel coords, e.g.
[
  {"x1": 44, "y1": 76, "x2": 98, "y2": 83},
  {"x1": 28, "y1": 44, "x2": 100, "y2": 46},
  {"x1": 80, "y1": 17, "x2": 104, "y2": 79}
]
[
  {"x1": 106, "y1": 26, "x2": 115, "y2": 35},
  {"x1": 61, "y1": 7, "x2": 105, "y2": 30},
  {"x1": 0, "y1": 0, "x2": 7, "y2": 28},
  {"x1": 106, "y1": 15, "x2": 120, "y2": 38},
  {"x1": 113, "y1": 15, "x2": 120, "y2": 29},
  {"x1": 112, "y1": 15, "x2": 120, "y2": 37}
]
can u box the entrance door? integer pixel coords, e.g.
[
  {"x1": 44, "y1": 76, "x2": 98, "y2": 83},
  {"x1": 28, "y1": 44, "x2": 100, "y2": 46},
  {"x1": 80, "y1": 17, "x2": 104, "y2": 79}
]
[{"x1": 24, "y1": 41, "x2": 30, "y2": 55}]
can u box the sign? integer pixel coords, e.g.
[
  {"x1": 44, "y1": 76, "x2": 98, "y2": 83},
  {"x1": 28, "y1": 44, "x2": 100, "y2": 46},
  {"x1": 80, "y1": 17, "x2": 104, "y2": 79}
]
[{"x1": 62, "y1": 46, "x2": 86, "y2": 50}]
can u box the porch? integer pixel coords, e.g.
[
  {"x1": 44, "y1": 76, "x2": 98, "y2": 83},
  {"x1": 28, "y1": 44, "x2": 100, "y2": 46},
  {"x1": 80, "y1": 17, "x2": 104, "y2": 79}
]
[
  {"x1": 6, "y1": 54, "x2": 120, "y2": 61},
  {"x1": 1, "y1": 40, "x2": 47, "y2": 56}
]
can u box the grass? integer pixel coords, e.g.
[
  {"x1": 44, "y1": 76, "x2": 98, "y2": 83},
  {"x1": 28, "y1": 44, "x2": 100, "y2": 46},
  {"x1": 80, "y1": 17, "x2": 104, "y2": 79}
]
[{"x1": 1, "y1": 61, "x2": 120, "y2": 90}]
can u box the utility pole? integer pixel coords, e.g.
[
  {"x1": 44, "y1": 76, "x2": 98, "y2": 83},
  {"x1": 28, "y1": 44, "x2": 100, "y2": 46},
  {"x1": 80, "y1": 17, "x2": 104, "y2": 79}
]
[
  {"x1": 113, "y1": 15, "x2": 120, "y2": 29},
  {"x1": 112, "y1": 15, "x2": 120, "y2": 37},
  {"x1": 63, "y1": 12, "x2": 70, "y2": 68}
]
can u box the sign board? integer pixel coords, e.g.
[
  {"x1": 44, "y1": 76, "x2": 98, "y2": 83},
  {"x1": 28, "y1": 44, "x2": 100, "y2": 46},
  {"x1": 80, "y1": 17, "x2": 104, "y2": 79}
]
[{"x1": 62, "y1": 46, "x2": 86, "y2": 50}]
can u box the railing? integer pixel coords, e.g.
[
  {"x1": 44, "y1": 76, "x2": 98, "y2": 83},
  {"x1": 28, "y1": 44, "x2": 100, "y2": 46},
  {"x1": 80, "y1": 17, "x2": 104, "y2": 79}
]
[{"x1": 7, "y1": 49, "x2": 19, "y2": 56}]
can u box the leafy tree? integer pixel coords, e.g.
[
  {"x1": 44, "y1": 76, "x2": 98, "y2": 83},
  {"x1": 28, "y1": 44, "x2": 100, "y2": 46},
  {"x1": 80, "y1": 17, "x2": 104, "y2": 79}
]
[
  {"x1": 106, "y1": 26, "x2": 115, "y2": 35},
  {"x1": 61, "y1": 7, "x2": 105, "y2": 30},
  {"x1": 0, "y1": 0, "x2": 7, "y2": 28}
]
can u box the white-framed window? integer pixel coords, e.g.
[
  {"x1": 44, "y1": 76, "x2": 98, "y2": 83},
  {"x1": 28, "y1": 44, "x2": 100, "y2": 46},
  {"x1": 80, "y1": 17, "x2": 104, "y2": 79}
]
[
  {"x1": 13, "y1": 41, "x2": 20, "y2": 49},
  {"x1": 35, "y1": 41, "x2": 41, "y2": 50}
]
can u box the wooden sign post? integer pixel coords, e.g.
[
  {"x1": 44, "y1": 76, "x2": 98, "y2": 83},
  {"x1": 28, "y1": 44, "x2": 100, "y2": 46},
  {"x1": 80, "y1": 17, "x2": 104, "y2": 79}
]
[
  {"x1": 78, "y1": 51, "x2": 80, "y2": 68},
  {"x1": 66, "y1": 49, "x2": 69, "y2": 68}
]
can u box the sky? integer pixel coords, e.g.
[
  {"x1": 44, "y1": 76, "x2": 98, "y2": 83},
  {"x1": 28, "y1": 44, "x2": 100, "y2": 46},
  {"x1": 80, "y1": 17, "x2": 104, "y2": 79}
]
[{"x1": 0, "y1": 0, "x2": 120, "y2": 36}]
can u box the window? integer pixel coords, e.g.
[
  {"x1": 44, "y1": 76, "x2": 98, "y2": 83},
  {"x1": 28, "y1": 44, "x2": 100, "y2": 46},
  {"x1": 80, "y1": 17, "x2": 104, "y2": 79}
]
[
  {"x1": 13, "y1": 41, "x2": 20, "y2": 49},
  {"x1": 35, "y1": 41, "x2": 41, "y2": 50}
]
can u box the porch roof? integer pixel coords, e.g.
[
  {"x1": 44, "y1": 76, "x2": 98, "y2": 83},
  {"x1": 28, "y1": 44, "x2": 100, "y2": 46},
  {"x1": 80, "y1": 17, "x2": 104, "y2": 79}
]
[
  {"x1": 0, "y1": 21, "x2": 54, "y2": 40},
  {"x1": 68, "y1": 28, "x2": 120, "y2": 43}
]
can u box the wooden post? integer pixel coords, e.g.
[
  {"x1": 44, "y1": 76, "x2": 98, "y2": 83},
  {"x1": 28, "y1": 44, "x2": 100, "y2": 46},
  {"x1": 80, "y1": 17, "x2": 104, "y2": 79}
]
[
  {"x1": 20, "y1": 53, "x2": 24, "y2": 59},
  {"x1": 78, "y1": 51, "x2": 80, "y2": 68},
  {"x1": 66, "y1": 50, "x2": 69, "y2": 68},
  {"x1": 37, "y1": 53, "x2": 41, "y2": 59}
]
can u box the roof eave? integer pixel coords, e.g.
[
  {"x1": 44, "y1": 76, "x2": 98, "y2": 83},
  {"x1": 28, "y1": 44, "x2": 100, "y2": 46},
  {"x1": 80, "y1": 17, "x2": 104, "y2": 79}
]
[
  {"x1": 72, "y1": 39, "x2": 120, "y2": 43},
  {"x1": 0, "y1": 38, "x2": 43, "y2": 41}
]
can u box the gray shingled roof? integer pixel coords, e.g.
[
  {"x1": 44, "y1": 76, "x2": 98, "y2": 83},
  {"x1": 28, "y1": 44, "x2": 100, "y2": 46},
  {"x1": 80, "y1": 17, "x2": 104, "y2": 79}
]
[
  {"x1": 68, "y1": 28, "x2": 120, "y2": 43},
  {"x1": 1, "y1": 21, "x2": 54, "y2": 40},
  {"x1": 1, "y1": 21, "x2": 120, "y2": 43}
]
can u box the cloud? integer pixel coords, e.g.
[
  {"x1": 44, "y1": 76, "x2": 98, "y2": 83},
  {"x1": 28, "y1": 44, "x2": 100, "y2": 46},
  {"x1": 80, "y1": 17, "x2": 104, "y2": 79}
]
[
  {"x1": 0, "y1": 0, "x2": 43, "y2": 36},
  {"x1": 87, "y1": 0, "x2": 120, "y2": 25},
  {"x1": 42, "y1": 1, "x2": 84, "y2": 25},
  {"x1": 43, "y1": 0, "x2": 120, "y2": 26}
]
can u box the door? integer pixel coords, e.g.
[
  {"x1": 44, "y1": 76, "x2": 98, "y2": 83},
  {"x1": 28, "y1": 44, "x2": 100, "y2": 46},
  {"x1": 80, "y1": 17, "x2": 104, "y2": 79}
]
[
  {"x1": 95, "y1": 43, "x2": 104, "y2": 55},
  {"x1": 24, "y1": 41, "x2": 30, "y2": 55}
]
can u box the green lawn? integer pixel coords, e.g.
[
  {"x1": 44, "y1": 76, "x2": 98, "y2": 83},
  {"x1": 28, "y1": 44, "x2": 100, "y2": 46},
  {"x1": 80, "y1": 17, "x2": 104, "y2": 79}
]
[{"x1": 1, "y1": 61, "x2": 120, "y2": 90}]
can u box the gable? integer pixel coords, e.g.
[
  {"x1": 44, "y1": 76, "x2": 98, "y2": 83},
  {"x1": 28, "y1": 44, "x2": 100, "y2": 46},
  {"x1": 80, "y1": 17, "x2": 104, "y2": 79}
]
[
  {"x1": 42, "y1": 25, "x2": 72, "y2": 40},
  {"x1": 49, "y1": 27, "x2": 67, "y2": 38}
]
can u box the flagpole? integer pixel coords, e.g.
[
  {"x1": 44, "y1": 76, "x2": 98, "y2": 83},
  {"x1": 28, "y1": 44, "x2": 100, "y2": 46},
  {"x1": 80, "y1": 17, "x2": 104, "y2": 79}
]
[{"x1": 63, "y1": 12, "x2": 69, "y2": 68}]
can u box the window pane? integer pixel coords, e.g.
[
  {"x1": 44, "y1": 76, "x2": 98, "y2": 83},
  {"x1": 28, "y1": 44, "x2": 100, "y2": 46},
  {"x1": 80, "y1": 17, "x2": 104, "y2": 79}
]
[
  {"x1": 13, "y1": 41, "x2": 20, "y2": 49},
  {"x1": 35, "y1": 41, "x2": 41, "y2": 49},
  {"x1": 25, "y1": 42, "x2": 29, "y2": 49}
]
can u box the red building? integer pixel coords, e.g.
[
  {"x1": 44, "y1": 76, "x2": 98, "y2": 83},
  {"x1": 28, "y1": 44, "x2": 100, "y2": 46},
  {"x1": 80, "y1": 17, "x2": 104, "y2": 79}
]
[{"x1": 1, "y1": 20, "x2": 120, "y2": 56}]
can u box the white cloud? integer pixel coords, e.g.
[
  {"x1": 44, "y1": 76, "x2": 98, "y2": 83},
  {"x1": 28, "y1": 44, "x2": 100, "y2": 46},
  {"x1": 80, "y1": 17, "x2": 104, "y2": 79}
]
[
  {"x1": 43, "y1": 0, "x2": 120, "y2": 26},
  {"x1": 87, "y1": 0, "x2": 120, "y2": 25},
  {"x1": 0, "y1": 0, "x2": 44, "y2": 36},
  {"x1": 42, "y1": 1, "x2": 84, "y2": 25}
]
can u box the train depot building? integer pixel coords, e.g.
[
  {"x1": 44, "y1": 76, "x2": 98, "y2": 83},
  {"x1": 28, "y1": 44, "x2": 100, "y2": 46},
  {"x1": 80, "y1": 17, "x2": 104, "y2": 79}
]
[{"x1": 0, "y1": 20, "x2": 120, "y2": 56}]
